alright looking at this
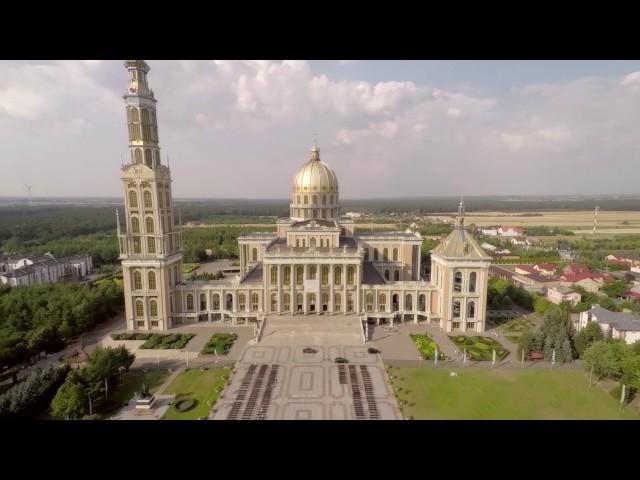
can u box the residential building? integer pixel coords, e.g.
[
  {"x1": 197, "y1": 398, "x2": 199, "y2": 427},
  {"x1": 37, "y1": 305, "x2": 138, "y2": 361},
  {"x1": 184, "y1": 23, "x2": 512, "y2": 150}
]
[
  {"x1": 547, "y1": 286, "x2": 581, "y2": 306},
  {"x1": 576, "y1": 306, "x2": 640, "y2": 345}
]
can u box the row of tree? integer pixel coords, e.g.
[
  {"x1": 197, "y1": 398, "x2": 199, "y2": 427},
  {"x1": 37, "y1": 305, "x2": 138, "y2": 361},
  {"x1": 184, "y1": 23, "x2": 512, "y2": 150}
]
[{"x1": 0, "y1": 279, "x2": 123, "y2": 368}]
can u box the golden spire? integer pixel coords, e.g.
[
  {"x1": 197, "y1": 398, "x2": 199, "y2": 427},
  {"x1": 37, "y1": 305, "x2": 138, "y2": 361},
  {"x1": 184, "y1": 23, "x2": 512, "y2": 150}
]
[{"x1": 310, "y1": 134, "x2": 320, "y2": 161}]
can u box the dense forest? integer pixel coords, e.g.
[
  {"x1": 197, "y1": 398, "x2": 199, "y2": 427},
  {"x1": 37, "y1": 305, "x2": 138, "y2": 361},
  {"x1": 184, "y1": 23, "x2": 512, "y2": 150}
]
[{"x1": 0, "y1": 279, "x2": 123, "y2": 369}]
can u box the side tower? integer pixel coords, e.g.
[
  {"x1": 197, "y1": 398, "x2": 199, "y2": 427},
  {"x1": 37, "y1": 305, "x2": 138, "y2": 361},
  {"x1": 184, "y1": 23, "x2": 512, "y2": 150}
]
[
  {"x1": 118, "y1": 60, "x2": 183, "y2": 331},
  {"x1": 430, "y1": 197, "x2": 492, "y2": 333}
]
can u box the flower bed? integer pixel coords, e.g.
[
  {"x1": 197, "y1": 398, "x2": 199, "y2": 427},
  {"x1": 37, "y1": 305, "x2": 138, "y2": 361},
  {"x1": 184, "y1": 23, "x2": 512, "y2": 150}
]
[
  {"x1": 449, "y1": 335, "x2": 509, "y2": 361},
  {"x1": 201, "y1": 333, "x2": 238, "y2": 355},
  {"x1": 140, "y1": 333, "x2": 195, "y2": 350},
  {"x1": 410, "y1": 334, "x2": 446, "y2": 360},
  {"x1": 111, "y1": 332, "x2": 152, "y2": 341},
  {"x1": 500, "y1": 317, "x2": 535, "y2": 334}
]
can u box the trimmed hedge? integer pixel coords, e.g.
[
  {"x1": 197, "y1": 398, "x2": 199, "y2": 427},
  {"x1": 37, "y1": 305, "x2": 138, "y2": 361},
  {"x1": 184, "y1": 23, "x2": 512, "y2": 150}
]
[
  {"x1": 449, "y1": 335, "x2": 509, "y2": 361},
  {"x1": 201, "y1": 333, "x2": 238, "y2": 355},
  {"x1": 410, "y1": 334, "x2": 446, "y2": 360},
  {"x1": 140, "y1": 334, "x2": 195, "y2": 350},
  {"x1": 111, "y1": 332, "x2": 152, "y2": 341}
]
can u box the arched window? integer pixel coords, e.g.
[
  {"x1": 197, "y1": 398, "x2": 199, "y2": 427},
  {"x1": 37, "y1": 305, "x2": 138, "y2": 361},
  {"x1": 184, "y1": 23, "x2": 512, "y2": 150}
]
[
  {"x1": 364, "y1": 249, "x2": 369, "y2": 261},
  {"x1": 133, "y1": 237, "x2": 141, "y2": 253},
  {"x1": 467, "y1": 301, "x2": 476, "y2": 318},
  {"x1": 384, "y1": 270, "x2": 390, "y2": 281},
  {"x1": 129, "y1": 190, "x2": 138, "y2": 208},
  {"x1": 374, "y1": 248, "x2": 379, "y2": 261},
  {"x1": 454, "y1": 271, "x2": 462, "y2": 292},
  {"x1": 347, "y1": 266, "x2": 355, "y2": 285},
  {"x1": 308, "y1": 265, "x2": 317, "y2": 280},
  {"x1": 310, "y1": 237, "x2": 316, "y2": 248},
  {"x1": 141, "y1": 109, "x2": 150, "y2": 123},
  {"x1": 322, "y1": 292, "x2": 329, "y2": 311},
  {"x1": 131, "y1": 216, "x2": 140, "y2": 233},
  {"x1": 312, "y1": 195, "x2": 318, "y2": 205},
  {"x1": 321, "y1": 266, "x2": 329, "y2": 285},
  {"x1": 393, "y1": 248, "x2": 398, "y2": 261},
  {"x1": 283, "y1": 293, "x2": 291, "y2": 311},
  {"x1": 297, "y1": 195, "x2": 300, "y2": 204},
  {"x1": 186, "y1": 294, "x2": 194, "y2": 311},
  {"x1": 334, "y1": 266, "x2": 342, "y2": 285},
  {"x1": 131, "y1": 108, "x2": 140, "y2": 123},
  {"x1": 158, "y1": 189, "x2": 164, "y2": 208},
  {"x1": 252, "y1": 248, "x2": 258, "y2": 262},
  {"x1": 322, "y1": 195, "x2": 327, "y2": 205},
  {"x1": 144, "y1": 191, "x2": 152, "y2": 209},
  {"x1": 200, "y1": 293, "x2": 207, "y2": 310},
  {"x1": 133, "y1": 271, "x2": 142, "y2": 290},
  {"x1": 239, "y1": 293, "x2": 246, "y2": 311},
  {"x1": 469, "y1": 272, "x2": 477, "y2": 293},
  {"x1": 165, "y1": 191, "x2": 170, "y2": 207},
  {"x1": 144, "y1": 149, "x2": 152, "y2": 167},
  {"x1": 271, "y1": 293, "x2": 277, "y2": 312},
  {"x1": 213, "y1": 294, "x2": 220, "y2": 310},
  {"x1": 225, "y1": 293, "x2": 233, "y2": 310},
  {"x1": 134, "y1": 148, "x2": 142, "y2": 164},
  {"x1": 296, "y1": 293, "x2": 304, "y2": 312},
  {"x1": 383, "y1": 248, "x2": 388, "y2": 261},
  {"x1": 379, "y1": 294, "x2": 386, "y2": 311},
  {"x1": 283, "y1": 266, "x2": 290, "y2": 286},
  {"x1": 302, "y1": 239, "x2": 306, "y2": 248},
  {"x1": 296, "y1": 266, "x2": 303, "y2": 285},
  {"x1": 155, "y1": 150, "x2": 161, "y2": 166},
  {"x1": 320, "y1": 238, "x2": 324, "y2": 248},
  {"x1": 335, "y1": 293, "x2": 342, "y2": 312},
  {"x1": 148, "y1": 271, "x2": 156, "y2": 290},
  {"x1": 149, "y1": 300, "x2": 158, "y2": 317},
  {"x1": 394, "y1": 270, "x2": 400, "y2": 281},
  {"x1": 330, "y1": 195, "x2": 334, "y2": 204},
  {"x1": 347, "y1": 293, "x2": 354, "y2": 312},
  {"x1": 366, "y1": 293, "x2": 373, "y2": 312},
  {"x1": 251, "y1": 293, "x2": 259, "y2": 312},
  {"x1": 313, "y1": 209, "x2": 318, "y2": 218},
  {"x1": 271, "y1": 266, "x2": 277, "y2": 284},
  {"x1": 147, "y1": 237, "x2": 156, "y2": 254},
  {"x1": 135, "y1": 299, "x2": 144, "y2": 317},
  {"x1": 452, "y1": 300, "x2": 461, "y2": 318},
  {"x1": 406, "y1": 294, "x2": 413, "y2": 310},
  {"x1": 419, "y1": 294, "x2": 426, "y2": 311},
  {"x1": 145, "y1": 217, "x2": 154, "y2": 234},
  {"x1": 296, "y1": 238, "x2": 300, "y2": 248},
  {"x1": 304, "y1": 196, "x2": 308, "y2": 204}
]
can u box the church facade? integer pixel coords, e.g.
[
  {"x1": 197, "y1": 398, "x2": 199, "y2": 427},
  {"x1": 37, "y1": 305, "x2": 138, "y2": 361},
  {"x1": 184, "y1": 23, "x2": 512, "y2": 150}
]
[{"x1": 117, "y1": 60, "x2": 492, "y2": 334}]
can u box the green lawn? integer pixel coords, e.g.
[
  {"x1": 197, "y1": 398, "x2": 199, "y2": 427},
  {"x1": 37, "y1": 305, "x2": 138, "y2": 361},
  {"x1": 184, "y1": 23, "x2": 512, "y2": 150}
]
[
  {"x1": 162, "y1": 368, "x2": 229, "y2": 420},
  {"x1": 98, "y1": 369, "x2": 170, "y2": 419},
  {"x1": 389, "y1": 367, "x2": 639, "y2": 420}
]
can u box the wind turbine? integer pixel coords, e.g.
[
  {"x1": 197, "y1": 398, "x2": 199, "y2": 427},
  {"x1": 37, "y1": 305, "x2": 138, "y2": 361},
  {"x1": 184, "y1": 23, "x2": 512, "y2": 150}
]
[{"x1": 24, "y1": 184, "x2": 33, "y2": 206}]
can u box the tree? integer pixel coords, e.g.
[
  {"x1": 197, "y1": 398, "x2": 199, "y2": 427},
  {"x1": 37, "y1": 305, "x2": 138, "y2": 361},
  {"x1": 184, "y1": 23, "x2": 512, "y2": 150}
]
[
  {"x1": 582, "y1": 341, "x2": 633, "y2": 380},
  {"x1": 50, "y1": 371, "x2": 87, "y2": 420},
  {"x1": 574, "y1": 321, "x2": 604, "y2": 357},
  {"x1": 83, "y1": 346, "x2": 135, "y2": 401},
  {"x1": 602, "y1": 280, "x2": 629, "y2": 298}
]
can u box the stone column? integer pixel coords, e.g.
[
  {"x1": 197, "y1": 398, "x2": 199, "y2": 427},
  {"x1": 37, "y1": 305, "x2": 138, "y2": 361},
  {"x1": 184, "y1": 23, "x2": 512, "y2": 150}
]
[
  {"x1": 329, "y1": 264, "x2": 335, "y2": 314},
  {"x1": 343, "y1": 264, "x2": 347, "y2": 315},
  {"x1": 290, "y1": 264, "x2": 295, "y2": 315},
  {"x1": 277, "y1": 264, "x2": 282, "y2": 313},
  {"x1": 303, "y1": 264, "x2": 308, "y2": 313}
]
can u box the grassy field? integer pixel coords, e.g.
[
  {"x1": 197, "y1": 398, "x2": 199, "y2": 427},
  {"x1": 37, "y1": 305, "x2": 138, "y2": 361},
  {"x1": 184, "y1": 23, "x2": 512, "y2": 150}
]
[
  {"x1": 99, "y1": 369, "x2": 170, "y2": 419},
  {"x1": 428, "y1": 211, "x2": 640, "y2": 229},
  {"x1": 389, "y1": 367, "x2": 639, "y2": 420},
  {"x1": 162, "y1": 368, "x2": 229, "y2": 420}
]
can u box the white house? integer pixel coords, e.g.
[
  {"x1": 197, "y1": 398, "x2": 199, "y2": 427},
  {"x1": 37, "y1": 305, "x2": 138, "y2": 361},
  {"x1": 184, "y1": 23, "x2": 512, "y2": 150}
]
[
  {"x1": 576, "y1": 306, "x2": 640, "y2": 345},
  {"x1": 481, "y1": 228, "x2": 498, "y2": 236},
  {"x1": 480, "y1": 242, "x2": 497, "y2": 251},
  {"x1": 498, "y1": 226, "x2": 524, "y2": 237},
  {"x1": 547, "y1": 286, "x2": 581, "y2": 306}
]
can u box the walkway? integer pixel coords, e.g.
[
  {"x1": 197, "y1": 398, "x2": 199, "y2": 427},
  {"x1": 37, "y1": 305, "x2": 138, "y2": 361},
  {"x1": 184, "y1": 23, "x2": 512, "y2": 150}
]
[{"x1": 260, "y1": 314, "x2": 363, "y2": 346}]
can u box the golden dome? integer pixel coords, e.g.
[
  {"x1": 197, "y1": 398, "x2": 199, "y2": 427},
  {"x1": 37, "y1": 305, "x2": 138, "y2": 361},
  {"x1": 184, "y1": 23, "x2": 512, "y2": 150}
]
[{"x1": 292, "y1": 145, "x2": 339, "y2": 193}]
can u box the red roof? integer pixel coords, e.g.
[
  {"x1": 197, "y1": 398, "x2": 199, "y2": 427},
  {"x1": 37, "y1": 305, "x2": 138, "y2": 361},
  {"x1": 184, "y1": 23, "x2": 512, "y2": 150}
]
[
  {"x1": 515, "y1": 265, "x2": 537, "y2": 274},
  {"x1": 561, "y1": 272, "x2": 605, "y2": 283},
  {"x1": 535, "y1": 263, "x2": 556, "y2": 272},
  {"x1": 563, "y1": 262, "x2": 591, "y2": 276}
]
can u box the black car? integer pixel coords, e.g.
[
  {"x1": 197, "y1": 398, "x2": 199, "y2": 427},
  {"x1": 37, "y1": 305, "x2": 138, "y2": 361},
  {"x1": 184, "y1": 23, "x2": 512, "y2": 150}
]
[
  {"x1": 334, "y1": 357, "x2": 349, "y2": 364},
  {"x1": 367, "y1": 348, "x2": 380, "y2": 354},
  {"x1": 303, "y1": 347, "x2": 318, "y2": 354}
]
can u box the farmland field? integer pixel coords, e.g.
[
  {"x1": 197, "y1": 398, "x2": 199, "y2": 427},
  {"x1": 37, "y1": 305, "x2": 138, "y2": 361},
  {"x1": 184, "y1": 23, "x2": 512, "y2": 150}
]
[{"x1": 428, "y1": 211, "x2": 640, "y2": 228}]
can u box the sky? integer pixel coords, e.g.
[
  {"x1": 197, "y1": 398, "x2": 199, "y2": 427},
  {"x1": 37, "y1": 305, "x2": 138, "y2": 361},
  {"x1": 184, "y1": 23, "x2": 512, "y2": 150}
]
[{"x1": 1, "y1": 59, "x2": 640, "y2": 199}]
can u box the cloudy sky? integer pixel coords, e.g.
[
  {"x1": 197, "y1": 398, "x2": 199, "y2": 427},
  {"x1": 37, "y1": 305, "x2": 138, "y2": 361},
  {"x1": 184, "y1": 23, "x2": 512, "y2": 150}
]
[{"x1": 1, "y1": 60, "x2": 640, "y2": 199}]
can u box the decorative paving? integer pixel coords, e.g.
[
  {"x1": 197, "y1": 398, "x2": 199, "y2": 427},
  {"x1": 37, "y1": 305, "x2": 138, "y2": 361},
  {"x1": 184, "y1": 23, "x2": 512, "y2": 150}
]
[{"x1": 211, "y1": 344, "x2": 400, "y2": 420}]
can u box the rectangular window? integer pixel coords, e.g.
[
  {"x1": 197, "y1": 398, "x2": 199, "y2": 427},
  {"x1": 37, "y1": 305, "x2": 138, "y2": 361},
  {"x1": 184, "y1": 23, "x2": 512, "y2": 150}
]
[
  {"x1": 452, "y1": 322, "x2": 461, "y2": 330},
  {"x1": 466, "y1": 322, "x2": 475, "y2": 330},
  {"x1": 151, "y1": 321, "x2": 159, "y2": 327},
  {"x1": 137, "y1": 321, "x2": 145, "y2": 328}
]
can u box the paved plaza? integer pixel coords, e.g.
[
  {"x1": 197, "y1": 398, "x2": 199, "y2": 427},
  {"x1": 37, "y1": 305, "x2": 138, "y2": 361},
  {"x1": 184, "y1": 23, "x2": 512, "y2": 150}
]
[
  {"x1": 211, "y1": 344, "x2": 400, "y2": 420},
  {"x1": 259, "y1": 314, "x2": 363, "y2": 346}
]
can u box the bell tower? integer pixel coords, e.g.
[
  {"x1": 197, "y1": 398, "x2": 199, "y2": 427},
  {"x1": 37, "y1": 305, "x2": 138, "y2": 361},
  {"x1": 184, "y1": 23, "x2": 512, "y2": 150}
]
[{"x1": 118, "y1": 60, "x2": 183, "y2": 331}]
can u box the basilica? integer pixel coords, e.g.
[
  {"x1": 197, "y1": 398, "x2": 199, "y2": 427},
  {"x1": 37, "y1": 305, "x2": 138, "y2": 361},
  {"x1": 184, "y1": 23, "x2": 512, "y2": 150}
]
[{"x1": 117, "y1": 60, "x2": 492, "y2": 335}]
